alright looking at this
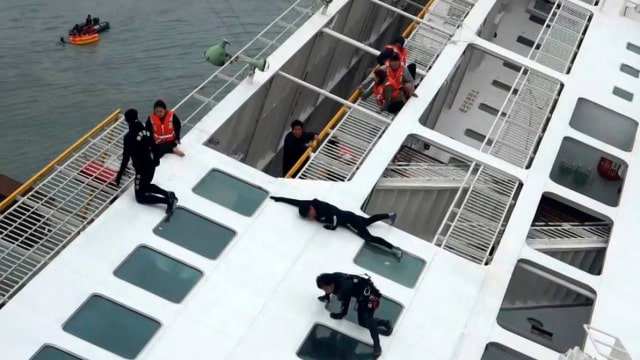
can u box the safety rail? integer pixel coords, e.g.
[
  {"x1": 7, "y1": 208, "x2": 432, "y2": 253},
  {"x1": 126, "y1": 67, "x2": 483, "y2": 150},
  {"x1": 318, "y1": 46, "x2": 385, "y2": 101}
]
[
  {"x1": 527, "y1": 223, "x2": 611, "y2": 250},
  {"x1": 436, "y1": 164, "x2": 520, "y2": 264},
  {"x1": 291, "y1": 0, "x2": 475, "y2": 180},
  {"x1": 533, "y1": 0, "x2": 591, "y2": 74},
  {"x1": 383, "y1": 163, "x2": 470, "y2": 180},
  {"x1": 579, "y1": 325, "x2": 632, "y2": 360},
  {"x1": 0, "y1": 110, "x2": 134, "y2": 305},
  {"x1": 172, "y1": 0, "x2": 317, "y2": 130}
]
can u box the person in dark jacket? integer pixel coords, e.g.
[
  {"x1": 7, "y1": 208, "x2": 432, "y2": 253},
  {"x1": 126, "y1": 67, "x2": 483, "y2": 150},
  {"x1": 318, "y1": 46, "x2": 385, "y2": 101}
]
[
  {"x1": 115, "y1": 109, "x2": 178, "y2": 214},
  {"x1": 282, "y1": 119, "x2": 318, "y2": 177},
  {"x1": 316, "y1": 272, "x2": 393, "y2": 358},
  {"x1": 269, "y1": 196, "x2": 402, "y2": 258}
]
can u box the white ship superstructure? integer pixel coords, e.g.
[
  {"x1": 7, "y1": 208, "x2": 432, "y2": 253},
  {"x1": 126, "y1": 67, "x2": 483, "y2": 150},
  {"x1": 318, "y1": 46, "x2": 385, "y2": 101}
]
[{"x1": 0, "y1": 0, "x2": 639, "y2": 359}]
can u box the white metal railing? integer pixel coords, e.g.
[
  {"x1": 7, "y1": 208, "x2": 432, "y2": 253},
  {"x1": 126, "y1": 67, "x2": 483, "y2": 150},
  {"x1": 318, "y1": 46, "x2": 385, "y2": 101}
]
[
  {"x1": 383, "y1": 163, "x2": 470, "y2": 180},
  {"x1": 527, "y1": 223, "x2": 611, "y2": 242},
  {"x1": 0, "y1": 116, "x2": 132, "y2": 304},
  {"x1": 172, "y1": 0, "x2": 317, "y2": 131},
  {"x1": 297, "y1": 0, "x2": 475, "y2": 181},
  {"x1": 534, "y1": 0, "x2": 592, "y2": 74},
  {"x1": 581, "y1": 325, "x2": 633, "y2": 360}
]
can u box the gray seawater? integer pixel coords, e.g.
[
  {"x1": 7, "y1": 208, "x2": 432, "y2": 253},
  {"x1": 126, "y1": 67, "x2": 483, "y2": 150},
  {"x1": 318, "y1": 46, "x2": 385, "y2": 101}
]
[{"x1": 0, "y1": 0, "x2": 294, "y2": 181}]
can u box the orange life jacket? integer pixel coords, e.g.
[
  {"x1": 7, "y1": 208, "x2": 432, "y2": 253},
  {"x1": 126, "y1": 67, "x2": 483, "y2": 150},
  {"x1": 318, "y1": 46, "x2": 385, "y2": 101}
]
[
  {"x1": 149, "y1": 109, "x2": 176, "y2": 144},
  {"x1": 386, "y1": 65, "x2": 404, "y2": 89},
  {"x1": 373, "y1": 81, "x2": 402, "y2": 107},
  {"x1": 383, "y1": 44, "x2": 408, "y2": 67}
]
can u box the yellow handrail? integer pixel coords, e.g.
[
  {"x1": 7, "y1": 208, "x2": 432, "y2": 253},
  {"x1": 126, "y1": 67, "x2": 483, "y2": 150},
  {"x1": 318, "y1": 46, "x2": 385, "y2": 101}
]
[
  {"x1": 0, "y1": 109, "x2": 121, "y2": 212},
  {"x1": 284, "y1": 0, "x2": 436, "y2": 178}
]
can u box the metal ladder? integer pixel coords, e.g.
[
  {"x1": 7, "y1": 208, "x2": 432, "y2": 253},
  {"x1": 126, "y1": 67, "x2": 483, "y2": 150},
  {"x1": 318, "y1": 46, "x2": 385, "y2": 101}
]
[
  {"x1": 296, "y1": 0, "x2": 475, "y2": 181},
  {"x1": 0, "y1": 112, "x2": 133, "y2": 305}
]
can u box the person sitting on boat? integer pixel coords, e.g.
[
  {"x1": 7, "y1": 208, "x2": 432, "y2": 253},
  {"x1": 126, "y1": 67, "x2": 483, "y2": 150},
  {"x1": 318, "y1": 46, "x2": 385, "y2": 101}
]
[
  {"x1": 360, "y1": 53, "x2": 414, "y2": 102},
  {"x1": 377, "y1": 36, "x2": 417, "y2": 80},
  {"x1": 115, "y1": 109, "x2": 178, "y2": 214},
  {"x1": 145, "y1": 99, "x2": 185, "y2": 158},
  {"x1": 316, "y1": 272, "x2": 393, "y2": 358},
  {"x1": 362, "y1": 68, "x2": 405, "y2": 114},
  {"x1": 70, "y1": 24, "x2": 81, "y2": 35},
  {"x1": 282, "y1": 119, "x2": 318, "y2": 177},
  {"x1": 269, "y1": 196, "x2": 403, "y2": 258},
  {"x1": 85, "y1": 14, "x2": 93, "y2": 26}
]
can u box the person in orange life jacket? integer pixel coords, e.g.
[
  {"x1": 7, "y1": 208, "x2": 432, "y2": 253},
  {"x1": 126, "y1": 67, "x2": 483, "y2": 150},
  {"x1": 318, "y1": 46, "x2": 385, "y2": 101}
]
[
  {"x1": 316, "y1": 272, "x2": 393, "y2": 358},
  {"x1": 269, "y1": 196, "x2": 403, "y2": 258},
  {"x1": 282, "y1": 119, "x2": 318, "y2": 177},
  {"x1": 361, "y1": 69, "x2": 405, "y2": 114},
  {"x1": 359, "y1": 53, "x2": 414, "y2": 102},
  {"x1": 145, "y1": 99, "x2": 185, "y2": 158},
  {"x1": 115, "y1": 109, "x2": 178, "y2": 214},
  {"x1": 377, "y1": 36, "x2": 417, "y2": 80}
]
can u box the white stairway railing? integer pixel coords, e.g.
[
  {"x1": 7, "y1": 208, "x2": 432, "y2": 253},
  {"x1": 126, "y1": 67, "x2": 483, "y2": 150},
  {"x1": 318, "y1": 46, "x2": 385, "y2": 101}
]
[
  {"x1": 297, "y1": 0, "x2": 475, "y2": 181},
  {"x1": 0, "y1": 114, "x2": 133, "y2": 305},
  {"x1": 527, "y1": 223, "x2": 611, "y2": 249},
  {"x1": 383, "y1": 163, "x2": 470, "y2": 181},
  {"x1": 534, "y1": 0, "x2": 591, "y2": 74}
]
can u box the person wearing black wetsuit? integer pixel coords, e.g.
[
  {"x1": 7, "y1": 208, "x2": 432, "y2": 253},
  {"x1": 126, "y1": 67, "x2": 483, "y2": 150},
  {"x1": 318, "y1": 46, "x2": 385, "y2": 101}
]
[
  {"x1": 316, "y1": 272, "x2": 393, "y2": 358},
  {"x1": 115, "y1": 108, "x2": 178, "y2": 213},
  {"x1": 269, "y1": 196, "x2": 402, "y2": 258}
]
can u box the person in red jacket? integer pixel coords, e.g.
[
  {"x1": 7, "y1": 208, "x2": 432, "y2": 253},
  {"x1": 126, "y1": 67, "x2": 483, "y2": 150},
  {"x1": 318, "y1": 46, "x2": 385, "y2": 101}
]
[
  {"x1": 377, "y1": 36, "x2": 417, "y2": 80},
  {"x1": 145, "y1": 99, "x2": 185, "y2": 158}
]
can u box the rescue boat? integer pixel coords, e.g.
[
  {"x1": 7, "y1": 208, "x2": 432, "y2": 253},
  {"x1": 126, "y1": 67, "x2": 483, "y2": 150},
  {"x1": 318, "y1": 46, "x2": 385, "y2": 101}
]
[{"x1": 68, "y1": 32, "x2": 99, "y2": 45}]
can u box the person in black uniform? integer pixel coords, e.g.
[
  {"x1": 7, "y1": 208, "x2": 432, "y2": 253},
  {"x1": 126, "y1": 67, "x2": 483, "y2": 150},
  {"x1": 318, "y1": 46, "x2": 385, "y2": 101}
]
[
  {"x1": 270, "y1": 196, "x2": 402, "y2": 258},
  {"x1": 316, "y1": 272, "x2": 393, "y2": 358},
  {"x1": 282, "y1": 120, "x2": 318, "y2": 177},
  {"x1": 115, "y1": 109, "x2": 178, "y2": 214}
]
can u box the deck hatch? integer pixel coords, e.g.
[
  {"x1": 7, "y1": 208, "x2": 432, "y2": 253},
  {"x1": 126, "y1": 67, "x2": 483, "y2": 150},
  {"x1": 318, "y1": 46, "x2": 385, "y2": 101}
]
[
  {"x1": 114, "y1": 246, "x2": 202, "y2": 303},
  {"x1": 30, "y1": 345, "x2": 83, "y2": 360},
  {"x1": 354, "y1": 244, "x2": 426, "y2": 288},
  {"x1": 63, "y1": 295, "x2": 160, "y2": 359},
  {"x1": 193, "y1": 170, "x2": 268, "y2": 216},
  {"x1": 153, "y1": 207, "x2": 235, "y2": 260},
  {"x1": 297, "y1": 324, "x2": 375, "y2": 359}
]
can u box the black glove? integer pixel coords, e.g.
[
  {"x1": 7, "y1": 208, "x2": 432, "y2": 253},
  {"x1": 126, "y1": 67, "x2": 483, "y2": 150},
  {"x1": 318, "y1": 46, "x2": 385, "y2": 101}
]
[
  {"x1": 323, "y1": 224, "x2": 336, "y2": 230},
  {"x1": 317, "y1": 294, "x2": 330, "y2": 303},
  {"x1": 330, "y1": 313, "x2": 345, "y2": 320}
]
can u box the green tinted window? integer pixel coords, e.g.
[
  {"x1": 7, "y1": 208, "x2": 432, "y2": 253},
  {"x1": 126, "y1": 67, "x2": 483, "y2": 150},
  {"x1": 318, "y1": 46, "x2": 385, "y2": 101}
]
[
  {"x1": 114, "y1": 246, "x2": 202, "y2": 303},
  {"x1": 154, "y1": 207, "x2": 235, "y2": 259},
  {"x1": 193, "y1": 170, "x2": 268, "y2": 216},
  {"x1": 63, "y1": 295, "x2": 160, "y2": 359},
  {"x1": 30, "y1": 346, "x2": 83, "y2": 360},
  {"x1": 354, "y1": 244, "x2": 426, "y2": 288},
  {"x1": 297, "y1": 324, "x2": 375, "y2": 360}
]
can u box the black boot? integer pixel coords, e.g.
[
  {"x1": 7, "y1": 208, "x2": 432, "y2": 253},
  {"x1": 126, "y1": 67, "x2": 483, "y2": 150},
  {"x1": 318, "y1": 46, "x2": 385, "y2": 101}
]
[
  {"x1": 373, "y1": 344, "x2": 382, "y2": 358},
  {"x1": 378, "y1": 319, "x2": 393, "y2": 336}
]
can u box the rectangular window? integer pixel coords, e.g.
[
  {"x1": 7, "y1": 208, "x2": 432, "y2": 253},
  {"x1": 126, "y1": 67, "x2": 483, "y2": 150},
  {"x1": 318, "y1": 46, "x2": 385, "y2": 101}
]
[
  {"x1": 627, "y1": 42, "x2": 640, "y2": 55},
  {"x1": 465, "y1": 129, "x2": 494, "y2": 146},
  {"x1": 478, "y1": 103, "x2": 507, "y2": 118},
  {"x1": 354, "y1": 244, "x2": 426, "y2": 288},
  {"x1": 30, "y1": 346, "x2": 83, "y2": 360},
  {"x1": 613, "y1": 86, "x2": 634, "y2": 102},
  {"x1": 114, "y1": 246, "x2": 203, "y2": 303},
  {"x1": 620, "y1": 64, "x2": 640, "y2": 78},
  {"x1": 297, "y1": 324, "x2": 374, "y2": 359},
  {"x1": 193, "y1": 170, "x2": 268, "y2": 216},
  {"x1": 154, "y1": 207, "x2": 235, "y2": 260},
  {"x1": 63, "y1": 295, "x2": 160, "y2": 359}
]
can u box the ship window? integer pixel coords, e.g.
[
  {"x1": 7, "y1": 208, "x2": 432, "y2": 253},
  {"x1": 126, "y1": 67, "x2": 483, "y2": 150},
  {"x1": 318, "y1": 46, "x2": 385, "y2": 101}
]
[
  {"x1": 154, "y1": 207, "x2": 235, "y2": 260},
  {"x1": 30, "y1": 345, "x2": 84, "y2": 360},
  {"x1": 193, "y1": 170, "x2": 268, "y2": 216},
  {"x1": 325, "y1": 295, "x2": 403, "y2": 327},
  {"x1": 627, "y1": 42, "x2": 640, "y2": 55},
  {"x1": 612, "y1": 86, "x2": 633, "y2": 102},
  {"x1": 620, "y1": 64, "x2": 640, "y2": 78},
  {"x1": 353, "y1": 244, "x2": 426, "y2": 288},
  {"x1": 481, "y1": 343, "x2": 535, "y2": 360},
  {"x1": 114, "y1": 246, "x2": 202, "y2": 303},
  {"x1": 63, "y1": 295, "x2": 160, "y2": 359},
  {"x1": 569, "y1": 98, "x2": 637, "y2": 151},
  {"x1": 297, "y1": 324, "x2": 374, "y2": 359},
  {"x1": 465, "y1": 129, "x2": 494, "y2": 146}
]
